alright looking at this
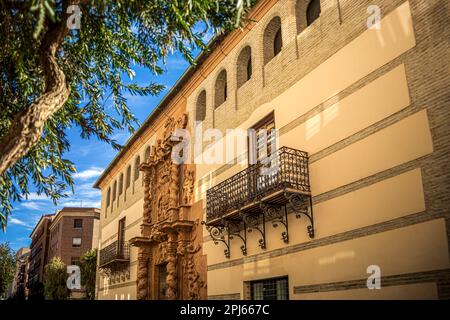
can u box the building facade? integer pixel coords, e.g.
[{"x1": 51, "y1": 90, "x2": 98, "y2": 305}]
[
  {"x1": 8, "y1": 247, "x2": 30, "y2": 299},
  {"x1": 27, "y1": 208, "x2": 100, "y2": 299},
  {"x1": 95, "y1": 0, "x2": 450, "y2": 300},
  {"x1": 47, "y1": 207, "x2": 100, "y2": 266},
  {"x1": 28, "y1": 214, "x2": 54, "y2": 299}
]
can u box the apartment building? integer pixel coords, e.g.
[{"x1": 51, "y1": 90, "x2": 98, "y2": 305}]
[
  {"x1": 27, "y1": 207, "x2": 100, "y2": 299},
  {"x1": 47, "y1": 207, "x2": 100, "y2": 266},
  {"x1": 28, "y1": 214, "x2": 54, "y2": 299},
  {"x1": 8, "y1": 247, "x2": 30, "y2": 299},
  {"x1": 95, "y1": 0, "x2": 449, "y2": 300}
]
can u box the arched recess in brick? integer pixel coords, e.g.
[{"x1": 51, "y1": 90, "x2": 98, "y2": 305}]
[
  {"x1": 119, "y1": 173, "x2": 124, "y2": 196},
  {"x1": 196, "y1": 90, "x2": 207, "y2": 121},
  {"x1": 134, "y1": 156, "x2": 140, "y2": 181},
  {"x1": 126, "y1": 165, "x2": 131, "y2": 190},
  {"x1": 237, "y1": 46, "x2": 252, "y2": 88},
  {"x1": 214, "y1": 70, "x2": 227, "y2": 108},
  {"x1": 263, "y1": 16, "x2": 282, "y2": 65},
  {"x1": 106, "y1": 187, "x2": 111, "y2": 214},
  {"x1": 112, "y1": 180, "x2": 117, "y2": 203}
]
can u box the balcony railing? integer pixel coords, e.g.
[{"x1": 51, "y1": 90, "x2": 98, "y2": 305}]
[
  {"x1": 206, "y1": 146, "x2": 310, "y2": 222},
  {"x1": 99, "y1": 241, "x2": 129, "y2": 269}
]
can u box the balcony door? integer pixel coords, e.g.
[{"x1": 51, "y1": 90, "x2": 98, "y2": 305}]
[
  {"x1": 248, "y1": 112, "x2": 277, "y2": 197},
  {"x1": 117, "y1": 217, "x2": 126, "y2": 257}
]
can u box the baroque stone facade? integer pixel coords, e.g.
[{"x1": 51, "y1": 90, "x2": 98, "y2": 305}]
[{"x1": 130, "y1": 113, "x2": 206, "y2": 300}]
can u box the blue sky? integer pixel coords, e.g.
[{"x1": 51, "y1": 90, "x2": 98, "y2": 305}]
[{"x1": 0, "y1": 38, "x2": 212, "y2": 251}]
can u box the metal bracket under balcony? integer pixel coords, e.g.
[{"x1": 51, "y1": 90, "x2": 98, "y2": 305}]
[
  {"x1": 99, "y1": 241, "x2": 130, "y2": 273},
  {"x1": 203, "y1": 147, "x2": 314, "y2": 259}
]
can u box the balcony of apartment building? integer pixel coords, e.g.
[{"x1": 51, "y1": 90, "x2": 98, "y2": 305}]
[
  {"x1": 203, "y1": 146, "x2": 314, "y2": 258},
  {"x1": 98, "y1": 240, "x2": 130, "y2": 274}
]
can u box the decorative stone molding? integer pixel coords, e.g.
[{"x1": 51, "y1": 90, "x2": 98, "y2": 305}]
[{"x1": 129, "y1": 113, "x2": 206, "y2": 300}]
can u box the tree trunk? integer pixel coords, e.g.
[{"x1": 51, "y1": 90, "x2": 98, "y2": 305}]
[
  {"x1": 0, "y1": 52, "x2": 70, "y2": 175},
  {"x1": 0, "y1": 1, "x2": 76, "y2": 175}
]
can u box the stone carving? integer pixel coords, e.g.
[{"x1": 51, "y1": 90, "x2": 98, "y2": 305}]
[
  {"x1": 165, "y1": 254, "x2": 177, "y2": 300},
  {"x1": 132, "y1": 113, "x2": 205, "y2": 300},
  {"x1": 137, "y1": 247, "x2": 150, "y2": 300},
  {"x1": 182, "y1": 167, "x2": 195, "y2": 205},
  {"x1": 177, "y1": 220, "x2": 206, "y2": 300},
  {"x1": 149, "y1": 224, "x2": 167, "y2": 243}
]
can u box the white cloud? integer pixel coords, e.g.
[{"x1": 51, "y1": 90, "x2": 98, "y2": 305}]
[
  {"x1": 26, "y1": 192, "x2": 51, "y2": 201},
  {"x1": 8, "y1": 217, "x2": 34, "y2": 230},
  {"x1": 75, "y1": 183, "x2": 101, "y2": 198},
  {"x1": 73, "y1": 167, "x2": 104, "y2": 180},
  {"x1": 9, "y1": 217, "x2": 29, "y2": 226},
  {"x1": 21, "y1": 201, "x2": 42, "y2": 210}
]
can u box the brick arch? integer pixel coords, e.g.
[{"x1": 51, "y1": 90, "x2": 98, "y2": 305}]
[
  {"x1": 263, "y1": 16, "x2": 282, "y2": 65},
  {"x1": 196, "y1": 90, "x2": 207, "y2": 121},
  {"x1": 236, "y1": 46, "x2": 252, "y2": 88},
  {"x1": 214, "y1": 69, "x2": 228, "y2": 108}
]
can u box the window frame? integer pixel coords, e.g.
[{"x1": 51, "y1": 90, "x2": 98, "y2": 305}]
[
  {"x1": 73, "y1": 219, "x2": 83, "y2": 229},
  {"x1": 72, "y1": 237, "x2": 82, "y2": 248}
]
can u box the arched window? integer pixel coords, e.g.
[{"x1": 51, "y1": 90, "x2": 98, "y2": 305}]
[
  {"x1": 237, "y1": 46, "x2": 252, "y2": 88},
  {"x1": 134, "y1": 156, "x2": 140, "y2": 181},
  {"x1": 112, "y1": 180, "x2": 117, "y2": 202},
  {"x1": 263, "y1": 17, "x2": 282, "y2": 65},
  {"x1": 126, "y1": 165, "x2": 131, "y2": 189},
  {"x1": 196, "y1": 90, "x2": 207, "y2": 122},
  {"x1": 144, "y1": 146, "x2": 151, "y2": 161},
  {"x1": 307, "y1": 0, "x2": 321, "y2": 26},
  {"x1": 106, "y1": 187, "x2": 111, "y2": 208},
  {"x1": 214, "y1": 70, "x2": 227, "y2": 108},
  {"x1": 119, "y1": 173, "x2": 124, "y2": 195}
]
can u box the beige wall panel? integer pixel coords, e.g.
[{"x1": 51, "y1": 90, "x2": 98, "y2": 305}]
[
  {"x1": 314, "y1": 168, "x2": 425, "y2": 237},
  {"x1": 310, "y1": 110, "x2": 433, "y2": 196},
  {"x1": 208, "y1": 264, "x2": 244, "y2": 296},
  {"x1": 280, "y1": 64, "x2": 410, "y2": 154},
  {"x1": 294, "y1": 282, "x2": 438, "y2": 300},
  {"x1": 208, "y1": 219, "x2": 449, "y2": 294}
]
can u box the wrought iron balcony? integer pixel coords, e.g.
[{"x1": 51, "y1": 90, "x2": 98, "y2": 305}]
[
  {"x1": 204, "y1": 146, "x2": 314, "y2": 258},
  {"x1": 99, "y1": 241, "x2": 130, "y2": 270}
]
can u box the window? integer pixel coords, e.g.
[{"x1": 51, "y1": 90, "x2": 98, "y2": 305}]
[
  {"x1": 248, "y1": 112, "x2": 276, "y2": 164},
  {"x1": 307, "y1": 0, "x2": 321, "y2": 26},
  {"x1": 158, "y1": 264, "x2": 168, "y2": 300},
  {"x1": 134, "y1": 156, "x2": 140, "y2": 181},
  {"x1": 73, "y1": 219, "x2": 82, "y2": 229},
  {"x1": 195, "y1": 90, "x2": 207, "y2": 122},
  {"x1": 126, "y1": 165, "x2": 131, "y2": 189},
  {"x1": 106, "y1": 188, "x2": 111, "y2": 208},
  {"x1": 119, "y1": 173, "x2": 124, "y2": 195},
  {"x1": 263, "y1": 17, "x2": 282, "y2": 65},
  {"x1": 214, "y1": 70, "x2": 227, "y2": 108},
  {"x1": 145, "y1": 146, "x2": 151, "y2": 161},
  {"x1": 117, "y1": 217, "x2": 126, "y2": 245},
  {"x1": 251, "y1": 277, "x2": 289, "y2": 300},
  {"x1": 112, "y1": 180, "x2": 117, "y2": 202},
  {"x1": 72, "y1": 238, "x2": 82, "y2": 248},
  {"x1": 237, "y1": 46, "x2": 252, "y2": 88}
]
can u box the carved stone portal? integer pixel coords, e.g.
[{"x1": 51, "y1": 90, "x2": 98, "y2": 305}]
[{"x1": 130, "y1": 113, "x2": 206, "y2": 300}]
